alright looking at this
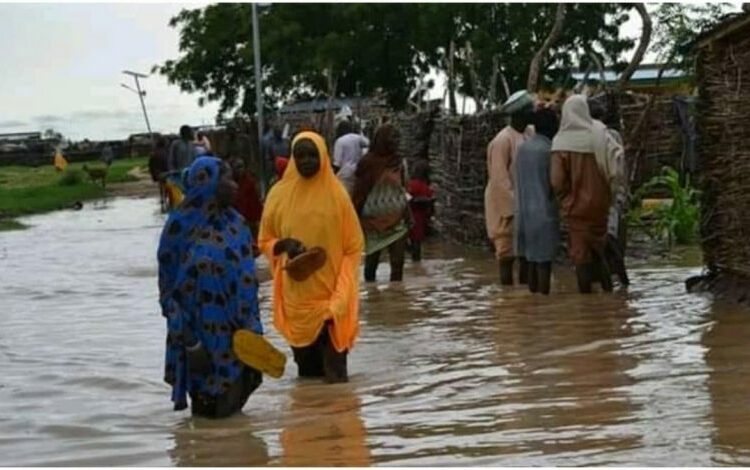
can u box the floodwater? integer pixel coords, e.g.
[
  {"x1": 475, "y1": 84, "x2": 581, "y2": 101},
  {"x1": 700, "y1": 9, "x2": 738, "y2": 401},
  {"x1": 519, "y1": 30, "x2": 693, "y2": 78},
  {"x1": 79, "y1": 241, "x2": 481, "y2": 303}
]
[{"x1": 1, "y1": 197, "x2": 750, "y2": 466}]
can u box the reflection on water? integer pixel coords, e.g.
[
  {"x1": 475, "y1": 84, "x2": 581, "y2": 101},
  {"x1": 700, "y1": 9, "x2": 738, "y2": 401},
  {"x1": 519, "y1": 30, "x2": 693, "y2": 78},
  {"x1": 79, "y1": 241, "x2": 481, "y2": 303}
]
[
  {"x1": 1, "y1": 197, "x2": 750, "y2": 465},
  {"x1": 703, "y1": 304, "x2": 750, "y2": 465},
  {"x1": 279, "y1": 382, "x2": 370, "y2": 466},
  {"x1": 169, "y1": 415, "x2": 269, "y2": 467}
]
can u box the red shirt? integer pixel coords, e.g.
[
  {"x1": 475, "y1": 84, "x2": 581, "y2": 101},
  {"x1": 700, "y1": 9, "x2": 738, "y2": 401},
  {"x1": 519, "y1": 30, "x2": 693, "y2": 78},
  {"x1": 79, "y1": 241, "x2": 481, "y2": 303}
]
[
  {"x1": 234, "y1": 173, "x2": 263, "y2": 224},
  {"x1": 407, "y1": 178, "x2": 435, "y2": 242}
]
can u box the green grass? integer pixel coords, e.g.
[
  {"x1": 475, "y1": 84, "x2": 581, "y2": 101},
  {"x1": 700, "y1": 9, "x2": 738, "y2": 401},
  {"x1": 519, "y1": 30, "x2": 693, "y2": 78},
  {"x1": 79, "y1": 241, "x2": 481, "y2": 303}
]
[
  {"x1": 0, "y1": 157, "x2": 149, "y2": 221},
  {"x1": 0, "y1": 219, "x2": 27, "y2": 231}
]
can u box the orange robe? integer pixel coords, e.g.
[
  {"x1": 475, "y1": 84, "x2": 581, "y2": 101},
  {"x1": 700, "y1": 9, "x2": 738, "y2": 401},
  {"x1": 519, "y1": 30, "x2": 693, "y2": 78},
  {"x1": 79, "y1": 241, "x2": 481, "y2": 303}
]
[{"x1": 259, "y1": 132, "x2": 364, "y2": 352}]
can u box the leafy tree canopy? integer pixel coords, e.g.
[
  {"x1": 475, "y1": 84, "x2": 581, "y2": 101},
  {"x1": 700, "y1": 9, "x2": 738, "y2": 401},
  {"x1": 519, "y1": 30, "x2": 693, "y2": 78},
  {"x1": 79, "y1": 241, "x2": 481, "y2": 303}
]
[{"x1": 158, "y1": 3, "x2": 724, "y2": 118}]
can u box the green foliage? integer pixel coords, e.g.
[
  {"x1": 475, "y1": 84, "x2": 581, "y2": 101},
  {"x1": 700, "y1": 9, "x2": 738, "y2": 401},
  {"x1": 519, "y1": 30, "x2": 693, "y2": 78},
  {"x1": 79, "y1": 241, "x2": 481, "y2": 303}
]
[
  {"x1": 156, "y1": 3, "x2": 638, "y2": 117},
  {"x1": 650, "y1": 3, "x2": 733, "y2": 71},
  {"x1": 629, "y1": 167, "x2": 701, "y2": 247},
  {"x1": 437, "y1": 3, "x2": 633, "y2": 107},
  {"x1": 0, "y1": 157, "x2": 149, "y2": 218},
  {"x1": 58, "y1": 169, "x2": 84, "y2": 186},
  {"x1": 157, "y1": 3, "x2": 425, "y2": 116},
  {"x1": 0, "y1": 183, "x2": 103, "y2": 218},
  {"x1": 0, "y1": 219, "x2": 27, "y2": 231}
]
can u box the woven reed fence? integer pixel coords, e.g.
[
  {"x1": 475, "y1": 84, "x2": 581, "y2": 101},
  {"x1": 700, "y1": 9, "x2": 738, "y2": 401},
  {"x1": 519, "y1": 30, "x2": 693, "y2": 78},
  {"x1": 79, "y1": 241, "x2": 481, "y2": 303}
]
[
  {"x1": 430, "y1": 111, "x2": 507, "y2": 246},
  {"x1": 392, "y1": 110, "x2": 439, "y2": 173},
  {"x1": 390, "y1": 87, "x2": 692, "y2": 247},
  {"x1": 620, "y1": 94, "x2": 685, "y2": 190},
  {"x1": 696, "y1": 21, "x2": 750, "y2": 278}
]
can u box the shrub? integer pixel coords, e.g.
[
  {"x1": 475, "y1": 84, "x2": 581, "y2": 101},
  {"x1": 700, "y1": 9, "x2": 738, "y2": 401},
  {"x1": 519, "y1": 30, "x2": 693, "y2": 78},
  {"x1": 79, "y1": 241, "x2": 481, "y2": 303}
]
[
  {"x1": 628, "y1": 166, "x2": 701, "y2": 247},
  {"x1": 58, "y1": 169, "x2": 84, "y2": 186}
]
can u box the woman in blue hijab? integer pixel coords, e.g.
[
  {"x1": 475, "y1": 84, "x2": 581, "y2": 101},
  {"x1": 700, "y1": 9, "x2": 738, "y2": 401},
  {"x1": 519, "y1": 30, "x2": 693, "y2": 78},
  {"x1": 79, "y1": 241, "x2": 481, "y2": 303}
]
[{"x1": 157, "y1": 156, "x2": 264, "y2": 418}]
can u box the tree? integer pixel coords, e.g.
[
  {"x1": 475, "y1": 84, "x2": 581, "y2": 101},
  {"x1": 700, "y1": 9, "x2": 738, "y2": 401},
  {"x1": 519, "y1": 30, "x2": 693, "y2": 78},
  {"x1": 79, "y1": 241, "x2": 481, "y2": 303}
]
[
  {"x1": 156, "y1": 3, "x2": 425, "y2": 119},
  {"x1": 421, "y1": 3, "x2": 634, "y2": 109},
  {"x1": 616, "y1": 3, "x2": 652, "y2": 91},
  {"x1": 650, "y1": 3, "x2": 733, "y2": 72},
  {"x1": 157, "y1": 3, "x2": 638, "y2": 117},
  {"x1": 527, "y1": 3, "x2": 567, "y2": 92},
  {"x1": 43, "y1": 128, "x2": 63, "y2": 141}
]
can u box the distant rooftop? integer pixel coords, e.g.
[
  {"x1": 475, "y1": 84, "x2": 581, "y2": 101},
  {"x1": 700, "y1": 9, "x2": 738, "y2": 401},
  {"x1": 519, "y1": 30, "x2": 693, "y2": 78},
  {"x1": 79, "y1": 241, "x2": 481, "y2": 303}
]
[
  {"x1": 0, "y1": 131, "x2": 42, "y2": 142},
  {"x1": 279, "y1": 96, "x2": 387, "y2": 114},
  {"x1": 571, "y1": 64, "x2": 689, "y2": 85}
]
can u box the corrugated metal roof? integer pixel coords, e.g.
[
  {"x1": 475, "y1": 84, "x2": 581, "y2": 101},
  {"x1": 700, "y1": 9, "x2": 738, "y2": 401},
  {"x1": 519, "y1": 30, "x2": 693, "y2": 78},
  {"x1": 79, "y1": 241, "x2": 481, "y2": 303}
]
[
  {"x1": 571, "y1": 66, "x2": 687, "y2": 83},
  {"x1": 279, "y1": 97, "x2": 386, "y2": 114}
]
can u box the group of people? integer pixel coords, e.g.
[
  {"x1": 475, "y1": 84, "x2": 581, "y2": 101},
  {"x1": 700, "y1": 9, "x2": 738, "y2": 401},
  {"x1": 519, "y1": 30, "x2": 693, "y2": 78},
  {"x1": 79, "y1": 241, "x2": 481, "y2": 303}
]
[
  {"x1": 485, "y1": 90, "x2": 627, "y2": 295},
  {"x1": 155, "y1": 89, "x2": 625, "y2": 419},
  {"x1": 157, "y1": 116, "x2": 435, "y2": 418}
]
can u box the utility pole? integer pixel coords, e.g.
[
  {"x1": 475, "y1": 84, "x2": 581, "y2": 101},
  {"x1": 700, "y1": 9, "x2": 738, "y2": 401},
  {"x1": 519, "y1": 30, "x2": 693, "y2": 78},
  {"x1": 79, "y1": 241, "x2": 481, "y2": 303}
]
[
  {"x1": 122, "y1": 70, "x2": 153, "y2": 142},
  {"x1": 251, "y1": 3, "x2": 266, "y2": 197}
]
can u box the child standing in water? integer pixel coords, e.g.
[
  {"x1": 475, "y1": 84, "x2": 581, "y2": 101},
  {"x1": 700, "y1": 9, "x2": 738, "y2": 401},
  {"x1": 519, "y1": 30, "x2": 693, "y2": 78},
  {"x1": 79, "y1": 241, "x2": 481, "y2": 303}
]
[{"x1": 407, "y1": 160, "x2": 435, "y2": 262}]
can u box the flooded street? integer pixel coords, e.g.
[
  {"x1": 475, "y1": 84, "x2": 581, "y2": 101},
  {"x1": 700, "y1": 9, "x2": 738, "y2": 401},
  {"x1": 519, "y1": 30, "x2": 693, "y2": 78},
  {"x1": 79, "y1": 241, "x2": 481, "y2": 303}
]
[{"x1": 2, "y1": 196, "x2": 750, "y2": 466}]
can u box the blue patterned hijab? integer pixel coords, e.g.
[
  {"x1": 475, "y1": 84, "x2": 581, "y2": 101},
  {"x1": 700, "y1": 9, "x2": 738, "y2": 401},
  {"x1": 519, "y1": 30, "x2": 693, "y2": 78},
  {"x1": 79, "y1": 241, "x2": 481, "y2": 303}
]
[{"x1": 157, "y1": 156, "x2": 262, "y2": 411}]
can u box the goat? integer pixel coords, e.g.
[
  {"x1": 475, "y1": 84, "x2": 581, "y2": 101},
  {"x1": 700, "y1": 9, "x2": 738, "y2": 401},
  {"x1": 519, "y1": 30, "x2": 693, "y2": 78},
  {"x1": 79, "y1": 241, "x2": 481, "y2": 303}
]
[{"x1": 82, "y1": 164, "x2": 108, "y2": 189}]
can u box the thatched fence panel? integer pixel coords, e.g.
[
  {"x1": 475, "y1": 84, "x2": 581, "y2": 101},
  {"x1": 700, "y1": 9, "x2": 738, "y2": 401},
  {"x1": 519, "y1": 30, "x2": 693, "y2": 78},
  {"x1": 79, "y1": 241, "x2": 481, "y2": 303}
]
[
  {"x1": 696, "y1": 21, "x2": 750, "y2": 278},
  {"x1": 431, "y1": 111, "x2": 507, "y2": 246}
]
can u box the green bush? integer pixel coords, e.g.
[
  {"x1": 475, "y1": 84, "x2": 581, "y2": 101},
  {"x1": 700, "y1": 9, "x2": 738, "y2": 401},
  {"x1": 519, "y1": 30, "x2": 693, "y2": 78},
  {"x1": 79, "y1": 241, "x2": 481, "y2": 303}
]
[
  {"x1": 629, "y1": 166, "x2": 701, "y2": 247},
  {"x1": 58, "y1": 169, "x2": 84, "y2": 186}
]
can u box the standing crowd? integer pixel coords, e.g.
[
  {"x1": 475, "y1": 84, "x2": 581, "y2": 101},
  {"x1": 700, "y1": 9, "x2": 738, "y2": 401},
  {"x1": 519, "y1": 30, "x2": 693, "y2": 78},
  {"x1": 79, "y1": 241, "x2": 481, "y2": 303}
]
[
  {"x1": 486, "y1": 90, "x2": 627, "y2": 295},
  {"x1": 155, "y1": 90, "x2": 626, "y2": 418}
]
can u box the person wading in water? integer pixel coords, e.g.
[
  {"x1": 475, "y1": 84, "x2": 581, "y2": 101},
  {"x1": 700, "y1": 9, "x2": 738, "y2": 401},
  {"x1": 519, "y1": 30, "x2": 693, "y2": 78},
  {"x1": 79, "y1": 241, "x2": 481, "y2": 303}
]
[
  {"x1": 157, "y1": 157, "x2": 264, "y2": 417},
  {"x1": 485, "y1": 90, "x2": 535, "y2": 285},
  {"x1": 352, "y1": 123, "x2": 411, "y2": 283},
  {"x1": 259, "y1": 131, "x2": 363, "y2": 383},
  {"x1": 513, "y1": 107, "x2": 560, "y2": 295},
  {"x1": 551, "y1": 95, "x2": 617, "y2": 293}
]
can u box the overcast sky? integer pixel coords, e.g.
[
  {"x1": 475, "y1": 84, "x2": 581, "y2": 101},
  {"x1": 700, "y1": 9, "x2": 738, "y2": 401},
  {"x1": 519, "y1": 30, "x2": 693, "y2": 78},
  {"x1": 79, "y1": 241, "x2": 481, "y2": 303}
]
[
  {"x1": 0, "y1": 2, "x2": 217, "y2": 141},
  {"x1": 0, "y1": 2, "x2": 737, "y2": 141}
]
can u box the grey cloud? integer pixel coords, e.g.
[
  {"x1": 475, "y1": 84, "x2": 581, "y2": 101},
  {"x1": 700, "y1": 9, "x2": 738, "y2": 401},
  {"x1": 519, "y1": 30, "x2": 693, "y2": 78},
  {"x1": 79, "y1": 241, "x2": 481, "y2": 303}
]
[
  {"x1": 33, "y1": 114, "x2": 64, "y2": 124},
  {"x1": 0, "y1": 120, "x2": 28, "y2": 129},
  {"x1": 73, "y1": 109, "x2": 134, "y2": 120}
]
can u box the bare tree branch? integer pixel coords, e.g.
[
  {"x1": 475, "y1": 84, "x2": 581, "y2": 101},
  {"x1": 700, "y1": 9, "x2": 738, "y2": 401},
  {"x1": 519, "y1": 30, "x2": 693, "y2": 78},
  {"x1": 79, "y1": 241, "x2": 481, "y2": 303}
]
[
  {"x1": 465, "y1": 41, "x2": 484, "y2": 112},
  {"x1": 499, "y1": 71, "x2": 511, "y2": 102},
  {"x1": 527, "y1": 3, "x2": 566, "y2": 91},
  {"x1": 586, "y1": 48, "x2": 607, "y2": 92},
  {"x1": 617, "y1": 3, "x2": 652, "y2": 91},
  {"x1": 489, "y1": 54, "x2": 499, "y2": 107},
  {"x1": 447, "y1": 41, "x2": 457, "y2": 115}
]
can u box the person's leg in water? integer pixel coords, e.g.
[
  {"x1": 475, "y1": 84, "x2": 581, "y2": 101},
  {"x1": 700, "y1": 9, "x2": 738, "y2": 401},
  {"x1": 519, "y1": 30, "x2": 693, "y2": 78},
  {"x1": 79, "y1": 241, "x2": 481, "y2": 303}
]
[
  {"x1": 389, "y1": 236, "x2": 407, "y2": 282},
  {"x1": 593, "y1": 249, "x2": 614, "y2": 292},
  {"x1": 537, "y1": 262, "x2": 552, "y2": 295},
  {"x1": 518, "y1": 257, "x2": 529, "y2": 285},
  {"x1": 291, "y1": 336, "x2": 325, "y2": 378},
  {"x1": 319, "y1": 322, "x2": 348, "y2": 383},
  {"x1": 364, "y1": 250, "x2": 381, "y2": 282},
  {"x1": 411, "y1": 240, "x2": 422, "y2": 262},
  {"x1": 605, "y1": 234, "x2": 630, "y2": 286},
  {"x1": 500, "y1": 257, "x2": 515, "y2": 286},
  {"x1": 576, "y1": 262, "x2": 594, "y2": 294},
  {"x1": 527, "y1": 261, "x2": 539, "y2": 293},
  {"x1": 570, "y1": 227, "x2": 597, "y2": 294},
  {"x1": 499, "y1": 257, "x2": 514, "y2": 285},
  {"x1": 190, "y1": 367, "x2": 263, "y2": 419}
]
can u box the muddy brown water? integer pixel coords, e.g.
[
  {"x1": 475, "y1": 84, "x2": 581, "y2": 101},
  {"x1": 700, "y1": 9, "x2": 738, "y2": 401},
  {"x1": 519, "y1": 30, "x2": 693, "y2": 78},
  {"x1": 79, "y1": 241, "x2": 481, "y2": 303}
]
[{"x1": 1, "y1": 197, "x2": 750, "y2": 466}]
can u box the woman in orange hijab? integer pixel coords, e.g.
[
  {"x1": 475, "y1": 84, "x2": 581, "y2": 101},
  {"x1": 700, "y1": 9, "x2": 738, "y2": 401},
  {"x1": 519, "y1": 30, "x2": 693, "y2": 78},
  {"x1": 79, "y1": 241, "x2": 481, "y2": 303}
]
[{"x1": 259, "y1": 131, "x2": 364, "y2": 383}]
